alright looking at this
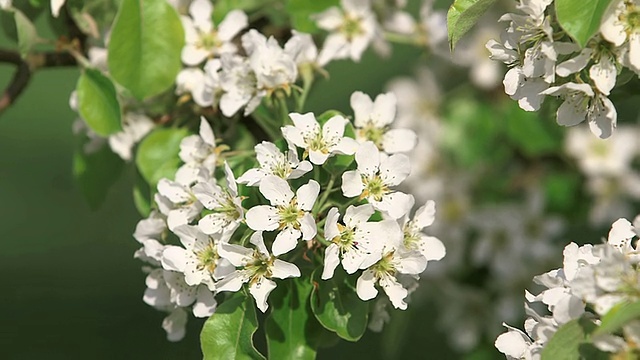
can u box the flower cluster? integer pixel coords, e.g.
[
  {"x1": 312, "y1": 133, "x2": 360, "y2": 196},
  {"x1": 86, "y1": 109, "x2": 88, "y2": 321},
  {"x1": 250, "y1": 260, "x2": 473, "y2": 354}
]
[
  {"x1": 133, "y1": 92, "x2": 444, "y2": 340},
  {"x1": 496, "y1": 215, "x2": 640, "y2": 359},
  {"x1": 565, "y1": 126, "x2": 640, "y2": 225},
  {"x1": 380, "y1": 67, "x2": 569, "y2": 350},
  {"x1": 488, "y1": 0, "x2": 640, "y2": 139}
]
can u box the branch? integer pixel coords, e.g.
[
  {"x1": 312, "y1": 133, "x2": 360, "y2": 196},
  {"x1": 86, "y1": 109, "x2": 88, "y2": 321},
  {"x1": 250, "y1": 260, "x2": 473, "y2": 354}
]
[{"x1": 0, "y1": 49, "x2": 77, "y2": 114}]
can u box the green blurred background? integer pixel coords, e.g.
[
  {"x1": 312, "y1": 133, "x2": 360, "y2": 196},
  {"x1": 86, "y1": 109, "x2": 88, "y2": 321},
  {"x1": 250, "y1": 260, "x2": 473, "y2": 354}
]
[{"x1": 0, "y1": 29, "x2": 470, "y2": 357}]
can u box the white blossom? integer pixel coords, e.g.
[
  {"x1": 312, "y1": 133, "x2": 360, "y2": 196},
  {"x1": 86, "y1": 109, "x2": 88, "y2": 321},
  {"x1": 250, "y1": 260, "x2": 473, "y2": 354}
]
[
  {"x1": 322, "y1": 204, "x2": 402, "y2": 279},
  {"x1": 600, "y1": 0, "x2": 640, "y2": 73},
  {"x1": 161, "y1": 225, "x2": 235, "y2": 289},
  {"x1": 245, "y1": 176, "x2": 319, "y2": 256},
  {"x1": 282, "y1": 112, "x2": 358, "y2": 165},
  {"x1": 237, "y1": 141, "x2": 312, "y2": 186},
  {"x1": 541, "y1": 82, "x2": 617, "y2": 139},
  {"x1": 242, "y1": 30, "x2": 298, "y2": 94},
  {"x1": 341, "y1": 141, "x2": 413, "y2": 219},
  {"x1": 219, "y1": 54, "x2": 263, "y2": 117},
  {"x1": 356, "y1": 232, "x2": 427, "y2": 309},
  {"x1": 400, "y1": 199, "x2": 446, "y2": 262},
  {"x1": 108, "y1": 112, "x2": 155, "y2": 161},
  {"x1": 350, "y1": 91, "x2": 417, "y2": 153},
  {"x1": 176, "y1": 117, "x2": 219, "y2": 184},
  {"x1": 180, "y1": 0, "x2": 248, "y2": 65},
  {"x1": 315, "y1": 0, "x2": 382, "y2": 64},
  {"x1": 192, "y1": 162, "x2": 244, "y2": 237},
  {"x1": 155, "y1": 178, "x2": 203, "y2": 230},
  {"x1": 216, "y1": 231, "x2": 301, "y2": 312}
]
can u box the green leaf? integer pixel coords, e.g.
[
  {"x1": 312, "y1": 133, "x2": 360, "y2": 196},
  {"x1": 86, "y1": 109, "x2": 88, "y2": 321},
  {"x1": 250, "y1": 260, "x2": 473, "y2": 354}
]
[
  {"x1": 133, "y1": 170, "x2": 152, "y2": 217},
  {"x1": 541, "y1": 317, "x2": 597, "y2": 360},
  {"x1": 594, "y1": 301, "x2": 640, "y2": 336},
  {"x1": 447, "y1": 0, "x2": 497, "y2": 50},
  {"x1": 76, "y1": 69, "x2": 123, "y2": 136},
  {"x1": 13, "y1": 9, "x2": 37, "y2": 57},
  {"x1": 285, "y1": 0, "x2": 339, "y2": 33},
  {"x1": 265, "y1": 278, "x2": 318, "y2": 359},
  {"x1": 310, "y1": 268, "x2": 368, "y2": 342},
  {"x1": 201, "y1": 292, "x2": 266, "y2": 360},
  {"x1": 135, "y1": 127, "x2": 189, "y2": 187},
  {"x1": 555, "y1": 0, "x2": 613, "y2": 48},
  {"x1": 213, "y1": 0, "x2": 262, "y2": 23},
  {"x1": 504, "y1": 101, "x2": 560, "y2": 157},
  {"x1": 543, "y1": 172, "x2": 581, "y2": 213},
  {"x1": 108, "y1": 0, "x2": 184, "y2": 100},
  {"x1": 73, "y1": 144, "x2": 125, "y2": 210}
]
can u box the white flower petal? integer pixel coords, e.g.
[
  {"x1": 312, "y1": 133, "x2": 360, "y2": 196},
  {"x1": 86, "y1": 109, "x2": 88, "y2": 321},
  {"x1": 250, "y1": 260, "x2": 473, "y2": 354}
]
[
  {"x1": 289, "y1": 160, "x2": 313, "y2": 179},
  {"x1": 333, "y1": 137, "x2": 359, "y2": 155},
  {"x1": 249, "y1": 231, "x2": 270, "y2": 257},
  {"x1": 299, "y1": 212, "x2": 317, "y2": 240},
  {"x1": 495, "y1": 327, "x2": 530, "y2": 358},
  {"x1": 588, "y1": 95, "x2": 617, "y2": 139},
  {"x1": 589, "y1": 54, "x2": 616, "y2": 95},
  {"x1": 420, "y1": 235, "x2": 446, "y2": 261},
  {"x1": 193, "y1": 286, "x2": 217, "y2": 317},
  {"x1": 382, "y1": 129, "x2": 417, "y2": 153},
  {"x1": 161, "y1": 246, "x2": 188, "y2": 272},
  {"x1": 321, "y1": 244, "x2": 341, "y2": 280},
  {"x1": 414, "y1": 200, "x2": 436, "y2": 229},
  {"x1": 272, "y1": 227, "x2": 301, "y2": 256},
  {"x1": 218, "y1": 242, "x2": 253, "y2": 266},
  {"x1": 344, "y1": 204, "x2": 374, "y2": 226},
  {"x1": 163, "y1": 308, "x2": 188, "y2": 342},
  {"x1": 356, "y1": 270, "x2": 378, "y2": 301},
  {"x1": 157, "y1": 179, "x2": 191, "y2": 203},
  {"x1": 259, "y1": 175, "x2": 294, "y2": 206},
  {"x1": 237, "y1": 168, "x2": 267, "y2": 186},
  {"x1": 217, "y1": 10, "x2": 249, "y2": 41},
  {"x1": 556, "y1": 48, "x2": 592, "y2": 77},
  {"x1": 216, "y1": 271, "x2": 247, "y2": 292},
  {"x1": 245, "y1": 205, "x2": 280, "y2": 231},
  {"x1": 351, "y1": 91, "x2": 374, "y2": 128},
  {"x1": 249, "y1": 278, "x2": 277, "y2": 312},
  {"x1": 341, "y1": 170, "x2": 364, "y2": 198},
  {"x1": 297, "y1": 180, "x2": 320, "y2": 211},
  {"x1": 309, "y1": 150, "x2": 330, "y2": 165},
  {"x1": 355, "y1": 141, "x2": 380, "y2": 177},
  {"x1": 271, "y1": 259, "x2": 301, "y2": 279},
  {"x1": 377, "y1": 192, "x2": 413, "y2": 219},
  {"x1": 379, "y1": 153, "x2": 411, "y2": 186},
  {"x1": 371, "y1": 92, "x2": 396, "y2": 127},
  {"x1": 380, "y1": 275, "x2": 408, "y2": 310}
]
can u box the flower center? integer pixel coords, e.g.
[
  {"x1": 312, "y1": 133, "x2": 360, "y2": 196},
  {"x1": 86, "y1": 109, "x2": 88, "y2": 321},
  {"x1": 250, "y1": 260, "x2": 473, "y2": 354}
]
[
  {"x1": 196, "y1": 241, "x2": 219, "y2": 274},
  {"x1": 307, "y1": 132, "x2": 328, "y2": 153},
  {"x1": 371, "y1": 251, "x2": 396, "y2": 278},
  {"x1": 246, "y1": 252, "x2": 275, "y2": 285},
  {"x1": 403, "y1": 225, "x2": 421, "y2": 250},
  {"x1": 621, "y1": 3, "x2": 640, "y2": 32},
  {"x1": 198, "y1": 31, "x2": 221, "y2": 51},
  {"x1": 332, "y1": 223, "x2": 359, "y2": 251},
  {"x1": 341, "y1": 16, "x2": 363, "y2": 40},
  {"x1": 361, "y1": 175, "x2": 389, "y2": 202},
  {"x1": 278, "y1": 201, "x2": 304, "y2": 229},
  {"x1": 358, "y1": 123, "x2": 386, "y2": 150},
  {"x1": 270, "y1": 160, "x2": 291, "y2": 179}
]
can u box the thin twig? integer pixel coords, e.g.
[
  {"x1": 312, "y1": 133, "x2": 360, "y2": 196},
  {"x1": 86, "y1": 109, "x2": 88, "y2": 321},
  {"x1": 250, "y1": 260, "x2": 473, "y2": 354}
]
[{"x1": 0, "y1": 49, "x2": 77, "y2": 114}]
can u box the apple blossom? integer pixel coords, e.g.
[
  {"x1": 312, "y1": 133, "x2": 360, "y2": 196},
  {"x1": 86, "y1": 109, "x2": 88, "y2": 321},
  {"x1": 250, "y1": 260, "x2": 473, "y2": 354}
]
[
  {"x1": 341, "y1": 141, "x2": 413, "y2": 219},
  {"x1": 245, "y1": 175, "x2": 319, "y2": 256},
  {"x1": 216, "y1": 231, "x2": 301, "y2": 312},
  {"x1": 282, "y1": 112, "x2": 358, "y2": 165}
]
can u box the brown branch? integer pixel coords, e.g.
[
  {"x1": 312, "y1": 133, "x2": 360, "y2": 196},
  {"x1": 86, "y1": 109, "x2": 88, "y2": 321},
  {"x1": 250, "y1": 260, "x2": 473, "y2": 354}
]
[{"x1": 0, "y1": 49, "x2": 77, "y2": 114}]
